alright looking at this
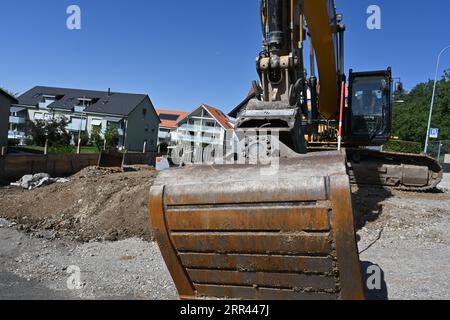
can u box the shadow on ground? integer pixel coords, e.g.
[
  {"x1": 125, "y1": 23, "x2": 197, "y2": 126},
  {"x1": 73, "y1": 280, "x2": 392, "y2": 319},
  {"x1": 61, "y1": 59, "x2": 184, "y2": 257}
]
[
  {"x1": 352, "y1": 186, "x2": 393, "y2": 230},
  {"x1": 360, "y1": 261, "x2": 389, "y2": 300},
  {"x1": 351, "y1": 185, "x2": 392, "y2": 300}
]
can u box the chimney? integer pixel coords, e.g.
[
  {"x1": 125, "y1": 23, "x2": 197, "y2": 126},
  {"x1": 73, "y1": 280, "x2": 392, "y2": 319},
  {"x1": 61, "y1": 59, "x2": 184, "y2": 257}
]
[{"x1": 108, "y1": 88, "x2": 111, "y2": 96}]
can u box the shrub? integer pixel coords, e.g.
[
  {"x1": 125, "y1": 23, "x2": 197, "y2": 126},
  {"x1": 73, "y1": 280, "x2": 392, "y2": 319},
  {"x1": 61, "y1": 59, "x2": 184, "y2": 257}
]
[
  {"x1": 104, "y1": 125, "x2": 119, "y2": 150},
  {"x1": 48, "y1": 145, "x2": 76, "y2": 154},
  {"x1": 90, "y1": 126, "x2": 104, "y2": 152},
  {"x1": 384, "y1": 140, "x2": 423, "y2": 154},
  {"x1": 8, "y1": 139, "x2": 20, "y2": 147}
]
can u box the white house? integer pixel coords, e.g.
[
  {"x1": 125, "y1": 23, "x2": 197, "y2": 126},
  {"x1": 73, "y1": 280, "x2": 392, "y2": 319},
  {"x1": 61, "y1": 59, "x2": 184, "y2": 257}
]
[
  {"x1": 175, "y1": 104, "x2": 234, "y2": 148},
  {"x1": 12, "y1": 86, "x2": 161, "y2": 152}
]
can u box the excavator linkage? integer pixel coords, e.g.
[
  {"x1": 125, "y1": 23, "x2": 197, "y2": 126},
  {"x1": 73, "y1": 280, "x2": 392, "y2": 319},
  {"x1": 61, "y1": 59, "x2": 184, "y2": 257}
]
[{"x1": 149, "y1": 151, "x2": 365, "y2": 300}]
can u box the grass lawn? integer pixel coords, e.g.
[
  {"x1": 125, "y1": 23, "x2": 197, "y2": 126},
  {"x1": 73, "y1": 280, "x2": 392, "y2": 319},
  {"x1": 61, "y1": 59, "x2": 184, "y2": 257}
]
[{"x1": 9, "y1": 146, "x2": 99, "y2": 154}]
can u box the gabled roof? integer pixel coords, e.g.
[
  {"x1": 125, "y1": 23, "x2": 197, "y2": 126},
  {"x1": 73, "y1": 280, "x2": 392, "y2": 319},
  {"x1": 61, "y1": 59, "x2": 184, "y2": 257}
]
[
  {"x1": 179, "y1": 104, "x2": 233, "y2": 130},
  {"x1": 156, "y1": 109, "x2": 189, "y2": 129},
  {"x1": 203, "y1": 104, "x2": 234, "y2": 129},
  {"x1": 228, "y1": 88, "x2": 256, "y2": 118},
  {"x1": 0, "y1": 88, "x2": 18, "y2": 104},
  {"x1": 15, "y1": 86, "x2": 149, "y2": 116}
]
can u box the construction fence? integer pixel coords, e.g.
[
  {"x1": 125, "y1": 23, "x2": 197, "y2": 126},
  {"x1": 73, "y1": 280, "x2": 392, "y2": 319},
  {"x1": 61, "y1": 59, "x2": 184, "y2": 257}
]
[
  {"x1": 0, "y1": 152, "x2": 162, "y2": 183},
  {"x1": 428, "y1": 140, "x2": 450, "y2": 173}
]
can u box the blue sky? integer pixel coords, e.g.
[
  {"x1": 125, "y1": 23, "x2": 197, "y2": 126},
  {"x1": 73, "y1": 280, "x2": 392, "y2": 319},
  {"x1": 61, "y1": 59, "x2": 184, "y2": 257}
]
[{"x1": 1, "y1": 0, "x2": 449, "y2": 113}]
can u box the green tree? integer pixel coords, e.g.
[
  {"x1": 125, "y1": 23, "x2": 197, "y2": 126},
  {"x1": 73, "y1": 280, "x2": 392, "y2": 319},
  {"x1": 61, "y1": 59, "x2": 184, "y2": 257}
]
[
  {"x1": 104, "y1": 125, "x2": 119, "y2": 150},
  {"x1": 74, "y1": 131, "x2": 90, "y2": 147},
  {"x1": 25, "y1": 118, "x2": 71, "y2": 147},
  {"x1": 90, "y1": 126, "x2": 104, "y2": 152},
  {"x1": 391, "y1": 70, "x2": 450, "y2": 146}
]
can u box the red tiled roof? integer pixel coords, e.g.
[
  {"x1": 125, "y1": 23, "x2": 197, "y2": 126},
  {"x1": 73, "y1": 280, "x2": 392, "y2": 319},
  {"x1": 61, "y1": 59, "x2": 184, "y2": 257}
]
[
  {"x1": 156, "y1": 109, "x2": 189, "y2": 129},
  {"x1": 202, "y1": 104, "x2": 234, "y2": 130}
]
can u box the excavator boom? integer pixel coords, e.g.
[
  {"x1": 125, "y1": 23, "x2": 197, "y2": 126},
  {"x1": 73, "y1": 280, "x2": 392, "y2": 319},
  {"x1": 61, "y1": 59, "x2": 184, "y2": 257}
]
[{"x1": 149, "y1": 0, "x2": 442, "y2": 300}]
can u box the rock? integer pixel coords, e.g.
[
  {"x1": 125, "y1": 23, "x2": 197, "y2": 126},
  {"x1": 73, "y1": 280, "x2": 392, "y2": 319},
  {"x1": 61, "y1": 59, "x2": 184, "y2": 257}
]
[
  {"x1": 0, "y1": 218, "x2": 13, "y2": 228},
  {"x1": 20, "y1": 175, "x2": 34, "y2": 189}
]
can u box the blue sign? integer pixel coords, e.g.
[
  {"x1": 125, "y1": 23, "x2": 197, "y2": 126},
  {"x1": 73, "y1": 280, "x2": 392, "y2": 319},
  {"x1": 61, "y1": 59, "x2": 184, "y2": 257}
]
[{"x1": 429, "y1": 128, "x2": 439, "y2": 139}]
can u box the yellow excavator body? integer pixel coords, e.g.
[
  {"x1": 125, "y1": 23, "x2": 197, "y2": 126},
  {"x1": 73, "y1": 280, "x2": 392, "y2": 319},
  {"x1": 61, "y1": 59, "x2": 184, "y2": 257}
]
[{"x1": 148, "y1": 0, "x2": 442, "y2": 300}]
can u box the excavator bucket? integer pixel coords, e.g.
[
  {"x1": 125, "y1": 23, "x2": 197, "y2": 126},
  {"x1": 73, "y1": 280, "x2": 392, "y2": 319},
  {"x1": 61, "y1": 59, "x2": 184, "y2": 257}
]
[{"x1": 149, "y1": 151, "x2": 365, "y2": 300}]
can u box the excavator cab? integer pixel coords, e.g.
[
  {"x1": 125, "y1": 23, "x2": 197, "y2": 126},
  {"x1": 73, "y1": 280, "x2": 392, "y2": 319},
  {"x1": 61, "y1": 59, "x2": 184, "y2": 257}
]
[{"x1": 345, "y1": 68, "x2": 392, "y2": 146}]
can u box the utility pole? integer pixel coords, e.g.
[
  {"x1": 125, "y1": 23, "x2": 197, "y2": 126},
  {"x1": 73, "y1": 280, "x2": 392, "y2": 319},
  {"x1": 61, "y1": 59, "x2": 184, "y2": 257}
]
[{"x1": 424, "y1": 45, "x2": 450, "y2": 154}]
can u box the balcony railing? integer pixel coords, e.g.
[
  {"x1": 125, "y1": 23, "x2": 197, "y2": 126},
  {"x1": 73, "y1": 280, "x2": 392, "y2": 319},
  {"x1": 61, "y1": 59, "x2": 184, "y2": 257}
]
[
  {"x1": 9, "y1": 116, "x2": 26, "y2": 124},
  {"x1": 66, "y1": 123, "x2": 87, "y2": 132},
  {"x1": 178, "y1": 124, "x2": 223, "y2": 135},
  {"x1": 8, "y1": 131, "x2": 26, "y2": 140},
  {"x1": 178, "y1": 134, "x2": 223, "y2": 145},
  {"x1": 38, "y1": 101, "x2": 54, "y2": 109},
  {"x1": 158, "y1": 131, "x2": 171, "y2": 139}
]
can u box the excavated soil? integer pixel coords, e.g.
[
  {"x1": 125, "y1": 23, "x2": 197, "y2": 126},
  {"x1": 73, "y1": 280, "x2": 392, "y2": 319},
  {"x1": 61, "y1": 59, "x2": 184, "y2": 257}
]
[{"x1": 0, "y1": 167, "x2": 157, "y2": 242}]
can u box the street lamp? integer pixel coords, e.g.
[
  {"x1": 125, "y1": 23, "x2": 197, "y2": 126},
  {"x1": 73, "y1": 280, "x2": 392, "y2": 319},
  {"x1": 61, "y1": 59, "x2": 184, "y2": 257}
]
[{"x1": 424, "y1": 45, "x2": 450, "y2": 154}]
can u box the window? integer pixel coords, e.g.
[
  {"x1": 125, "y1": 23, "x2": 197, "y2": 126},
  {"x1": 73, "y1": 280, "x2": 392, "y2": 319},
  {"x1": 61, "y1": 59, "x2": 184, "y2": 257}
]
[
  {"x1": 351, "y1": 76, "x2": 388, "y2": 136},
  {"x1": 142, "y1": 108, "x2": 147, "y2": 118},
  {"x1": 34, "y1": 112, "x2": 44, "y2": 120},
  {"x1": 91, "y1": 119, "x2": 102, "y2": 127},
  {"x1": 159, "y1": 114, "x2": 180, "y2": 121}
]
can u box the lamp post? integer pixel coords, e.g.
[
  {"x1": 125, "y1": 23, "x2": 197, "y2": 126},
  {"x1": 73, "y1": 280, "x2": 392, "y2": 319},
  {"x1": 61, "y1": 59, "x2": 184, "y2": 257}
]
[{"x1": 424, "y1": 45, "x2": 450, "y2": 154}]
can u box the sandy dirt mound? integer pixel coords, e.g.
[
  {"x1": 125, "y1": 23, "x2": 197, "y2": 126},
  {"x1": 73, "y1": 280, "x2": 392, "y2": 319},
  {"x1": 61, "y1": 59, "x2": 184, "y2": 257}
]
[{"x1": 0, "y1": 166, "x2": 157, "y2": 242}]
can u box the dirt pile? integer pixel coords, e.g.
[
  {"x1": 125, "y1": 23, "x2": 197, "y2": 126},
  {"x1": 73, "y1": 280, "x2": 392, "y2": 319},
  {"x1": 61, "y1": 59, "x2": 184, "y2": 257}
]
[{"x1": 0, "y1": 166, "x2": 157, "y2": 242}]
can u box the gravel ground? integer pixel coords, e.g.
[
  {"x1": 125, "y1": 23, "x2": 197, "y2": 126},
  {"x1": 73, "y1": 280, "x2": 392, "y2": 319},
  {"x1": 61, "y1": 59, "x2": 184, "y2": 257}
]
[
  {"x1": 356, "y1": 174, "x2": 450, "y2": 300},
  {"x1": 0, "y1": 174, "x2": 449, "y2": 300},
  {"x1": 440, "y1": 173, "x2": 450, "y2": 190},
  {"x1": 0, "y1": 223, "x2": 177, "y2": 300}
]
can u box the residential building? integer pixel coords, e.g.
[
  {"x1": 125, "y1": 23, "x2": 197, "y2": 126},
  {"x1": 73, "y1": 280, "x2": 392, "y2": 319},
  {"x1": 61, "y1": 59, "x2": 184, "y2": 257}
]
[
  {"x1": 0, "y1": 88, "x2": 18, "y2": 148},
  {"x1": 175, "y1": 104, "x2": 234, "y2": 149},
  {"x1": 12, "y1": 86, "x2": 160, "y2": 152},
  {"x1": 156, "y1": 109, "x2": 188, "y2": 145}
]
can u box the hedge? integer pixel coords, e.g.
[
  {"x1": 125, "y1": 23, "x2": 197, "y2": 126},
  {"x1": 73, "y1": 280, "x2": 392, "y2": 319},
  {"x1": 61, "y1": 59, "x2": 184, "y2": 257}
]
[{"x1": 384, "y1": 140, "x2": 423, "y2": 154}]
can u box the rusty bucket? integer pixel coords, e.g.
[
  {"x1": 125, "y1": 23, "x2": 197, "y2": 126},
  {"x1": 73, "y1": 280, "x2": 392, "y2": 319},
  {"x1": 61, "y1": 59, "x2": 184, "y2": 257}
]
[{"x1": 149, "y1": 151, "x2": 365, "y2": 300}]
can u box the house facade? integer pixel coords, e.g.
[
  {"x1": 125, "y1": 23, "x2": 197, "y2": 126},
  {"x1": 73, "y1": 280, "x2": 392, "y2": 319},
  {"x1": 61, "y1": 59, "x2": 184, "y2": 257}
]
[
  {"x1": 175, "y1": 104, "x2": 234, "y2": 150},
  {"x1": 12, "y1": 86, "x2": 160, "y2": 152},
  {"x1": 0, "y1": 89, "x2": 18, "y2": 148},
  {"x1": 156, "y1": 109, "x2": 188, "y2": 145}
]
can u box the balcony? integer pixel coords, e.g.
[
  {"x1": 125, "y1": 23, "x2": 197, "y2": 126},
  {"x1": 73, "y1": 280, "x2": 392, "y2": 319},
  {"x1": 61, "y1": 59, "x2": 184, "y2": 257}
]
[
  {"x1": 9, "y1": 116, "x2": 26, "y2": 124},
  {"x1": 38, "y1": 101, "x2": 54, "y2": 109},
  {"x1": 178, "y1": 124, "x2": 223, "y2": 135},
  {"x1": 66, "y1": 123, "x2": 87, "y2": 132},
  {"x1": 178, "y1": 134, "x2": 223, "y2": 145},
  {"x1": 158, "y1": 131, "x2": 171, "y2": 140},
  {"x1": 8, "y1": 130, "x2": 26, "y2": 140}
]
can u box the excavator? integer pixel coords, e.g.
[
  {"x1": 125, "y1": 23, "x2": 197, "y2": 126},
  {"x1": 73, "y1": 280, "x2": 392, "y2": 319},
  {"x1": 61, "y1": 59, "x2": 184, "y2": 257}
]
[{"x1": 149, "y1": 0, "x2": 443, "y2": 300}]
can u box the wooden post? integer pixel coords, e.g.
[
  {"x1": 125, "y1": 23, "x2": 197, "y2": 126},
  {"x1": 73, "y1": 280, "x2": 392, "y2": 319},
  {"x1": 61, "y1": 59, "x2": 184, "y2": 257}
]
[
  {"x1": 143, "y1": 141, "x2": 147, "y2": 154},
  {"x1": 1, "y1": 146, "x2": 6, "y2": 157},
  {"x1": 77, "y1": 135, "x2": 81, "y2": 154},
  {"x1": 44, "y1": 139, "x2": 49, "y2": 155}
]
